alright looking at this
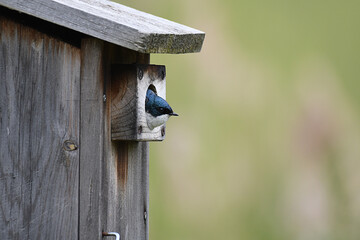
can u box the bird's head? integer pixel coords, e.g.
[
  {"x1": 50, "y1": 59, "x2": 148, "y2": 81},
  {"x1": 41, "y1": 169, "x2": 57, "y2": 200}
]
[{"x1": 145, "y1": 89, "x2": 178, "y2": 129}]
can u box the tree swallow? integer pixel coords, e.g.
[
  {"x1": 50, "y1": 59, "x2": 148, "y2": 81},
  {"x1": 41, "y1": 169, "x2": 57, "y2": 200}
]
[{"x1": 145, "y1": 88, "x2": 178, "y2": 130}]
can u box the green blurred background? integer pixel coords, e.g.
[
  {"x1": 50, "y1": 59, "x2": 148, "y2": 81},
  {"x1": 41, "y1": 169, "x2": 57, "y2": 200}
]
[{"x1": 116, "y1": 1, "x2": 360, "y2": 239}]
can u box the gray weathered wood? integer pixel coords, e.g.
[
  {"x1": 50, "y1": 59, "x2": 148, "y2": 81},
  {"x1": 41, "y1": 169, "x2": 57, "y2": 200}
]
[
  {"x1": 0, "y1": 16, "x2": 80, "y2": 239},
  {"x1": 111, "y1": 64, "x2": 166, "y2": 141},
  {"x1": 101, "y1": 44, "x2": 150, "y2": 240},
  {"x1": 1, "y1": 1, "x2": 190, "y2": 237},
  {"x1": 79, "y1": 38, "x2": 105, "y2": 240},
  {"x1": 0, "y1": 0, "x2": 205, "y2": 54}
]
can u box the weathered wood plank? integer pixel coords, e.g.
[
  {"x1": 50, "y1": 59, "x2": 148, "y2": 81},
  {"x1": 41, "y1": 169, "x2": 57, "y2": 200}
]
[
  {"x1": 111, "y1": 64, "x2": 166, "y2": 141},
  {"x1": 1, "y1": 9, "x2": 153, "y2": 240},
  {"x1": 0, "y1": 0, "x2": 205, "y2": 54},
  {"x1": 101, "y1": 45, "x2": 150, "y2": 240},
  {"x1": 79, "y1": 38, "x2": 105, "y2": 240},
  {"x1": 0, "y1": 16, "x2": 80, "y2": 239},
  {"x1": 78, "y1": 40, "x2": 150, "y2": 240},
  {"x1": 0, "y1": 15, "x2": 22, "y2": 240}
]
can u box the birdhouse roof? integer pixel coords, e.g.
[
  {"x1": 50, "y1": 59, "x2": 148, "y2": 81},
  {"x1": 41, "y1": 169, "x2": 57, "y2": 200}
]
[{"x1": 0, "y1": 0, "x2": 205, "y2": 54}]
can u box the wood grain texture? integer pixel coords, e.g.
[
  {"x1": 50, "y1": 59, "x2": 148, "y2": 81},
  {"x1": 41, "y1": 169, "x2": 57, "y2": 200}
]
[
  {"x1": 111, "y1": 64, "x2": 166, "y2": 141},
  {"x1": 0, "y1": 16, "x2": 80, "y2": 239},
  {"x1": 1, "y1": 15, "x2": 152, "y2": 240},
  {"x1": 101, "y1": 44, "x2": 150, "y2": 240},
  {"x1": 79, "y1": 38, "x2": 104, "y2": 240},
  {"x1": 0, "y1": 0, "x2": 205, "y2": 54}
]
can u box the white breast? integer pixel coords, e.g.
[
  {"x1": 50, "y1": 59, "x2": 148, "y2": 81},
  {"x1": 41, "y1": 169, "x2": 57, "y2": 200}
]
[{"x1": 146, "y1": 113, "x2": 170, "y2": 130}]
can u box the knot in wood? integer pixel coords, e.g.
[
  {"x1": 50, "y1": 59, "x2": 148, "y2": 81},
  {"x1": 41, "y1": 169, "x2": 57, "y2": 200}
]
[{"x1": 63, "y1": 140, "x2": 78, "y2": 151}]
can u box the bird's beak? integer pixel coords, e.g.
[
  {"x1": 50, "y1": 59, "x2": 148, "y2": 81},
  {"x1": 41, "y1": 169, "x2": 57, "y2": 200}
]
[{"x1": 170, "y1": 112, "x2": 179, "y2": 116}]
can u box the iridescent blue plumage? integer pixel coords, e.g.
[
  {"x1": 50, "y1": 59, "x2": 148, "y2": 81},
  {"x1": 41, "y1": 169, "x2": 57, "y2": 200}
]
[{"x1": 145, "y1": 89, "x2": 178, "y2": 129}]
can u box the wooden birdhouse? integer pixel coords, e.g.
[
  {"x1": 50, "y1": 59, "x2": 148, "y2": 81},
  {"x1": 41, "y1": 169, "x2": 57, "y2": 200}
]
[
  {"x1": 0, "y1": 0, "x2": 204, "y2": 239},
  {"x1": 111, "y1": 64, "x2": 167, "y2": 141}
]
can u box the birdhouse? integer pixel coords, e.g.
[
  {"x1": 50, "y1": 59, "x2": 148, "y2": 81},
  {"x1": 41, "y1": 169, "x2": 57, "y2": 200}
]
[
  {"x1": 0, "y1": 0, "x2": 204, "y2": 239},
  {"x1": 111, "y1": 64, "x2": 167, "y2": 141}
]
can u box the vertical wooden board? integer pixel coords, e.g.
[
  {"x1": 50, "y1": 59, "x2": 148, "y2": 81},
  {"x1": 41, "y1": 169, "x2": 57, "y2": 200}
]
[
  {"x1": 0, "y1": 17, "x2": 80, "y2": 239},
  {"x1": 102, "y1": 142, "x2": 149, "y2": 240},
  {"x1": 102, "y1": 45, "x2": 150, "y2": 240},
  {"x1": 79, "y1": 38, "x2": 104, "y2": 240},
  {"x1": 26, "y1": 31, "x2": 81, "y2": 240},
  {"x1": 121, "y1": 142, "x2": 149, "y2": 240},
  {"x1": 0, "y1": 15, "x2": 22, "y2": 239}
]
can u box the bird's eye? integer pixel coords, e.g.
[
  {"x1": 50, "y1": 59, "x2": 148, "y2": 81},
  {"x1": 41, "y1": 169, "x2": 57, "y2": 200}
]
[{"x1": 159, "y1": 107, "x2": 164, "y2": 112}]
